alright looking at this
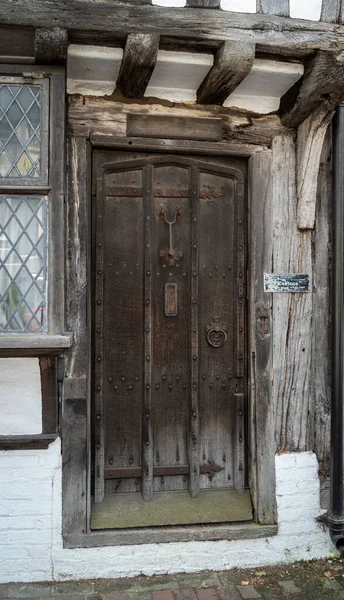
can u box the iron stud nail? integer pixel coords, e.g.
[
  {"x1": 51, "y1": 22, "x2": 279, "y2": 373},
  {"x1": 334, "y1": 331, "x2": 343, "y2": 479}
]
[
  {"x1": 146, "y1": 270, "x2": 151, "y2": 275},
  {"x1": 239, "y1": 465, "x2": 243, "y2": 471},
  {"x1": 98, "y1": 270, "x2": 102, "y2": 275},
  {"x1": 202, "y1": 374, "x2": 206, "y2": 380},
  {"x1": 193, "y1": 271, "x2": 197, "y2": 277},
  {"x1": 121, "y1": 377, "x2": 126, "y2": 381},
  {"x1": 146, "y1": 243, "x2": 150, "y2": 248},
  {"x1": 193, "y1": 217, "x2": 197, "y2": 222},
  {"x1": 222, "y1": 384, "x2": 226, "y2": 389},
  {"x1": 145, "y1": 441, "x2": 149, "y2": 446},
  {"x1": 239, "y1": 410, "x2": 243, "y2": 416},
  {"x1": 135, "y1": 376, "x2": 139, "y2": 381},
  {"x1": 97, "y1": 300, "x2": 101, "y2": 305},
  {"x1": 96, "y1": 414, "x2": 101, "y2": 420},
  {"x1": 156, "y1": 383, "x2": 160, "y2": 389},
  {"x1": 193, "y1": 299, "x2": 197, "y2": 304},
  {"x1": 193, "y1": 328, "x2": 196, "y2": 333},
  {"x1": 238, "y1": 219, "x2": 242, "y2": 224},
  {"x1": 146, "y1": 355, "x2": 150, "y2": 361},
  {"x1": 97, "y1": 242, "x2": 102, "y2": 248},
  {"x1": 209, "y1": 273, "x2": 213, "y2": 277},
  {"x1": 146, "y1": 413, "x2": 150, "y2": 419},
  {"x1": 97, "y1": 356, "x2": 101, "y2": 362},
  {"x1": 145, "y1": 327, "x2": 150, "y2": 333},
  {"x1": 193, "y1": 244, "x2": 197, "y2": 249},
  {"x1": 168, "y1": 384, "x2": 172, "y2": 390},
  {"x1": 215, "y1": 265, "x2": 219, "y2": 270},
  {"x1": 209, "y1": 383, "x2": 213, "y2": 388},
  {"x1": 193, "y1": 355, "x2": 197, "y2": 361},
  {"x1": 216, "y1": 375, "x2": 220, "y2": 380},
  {"x1": 96, "y1": 328, "x2": 101, "y2": 334},
  {"x1": 97, "y1": 444, "x2": 100, "y2": 450},
  {"x1": 169, "y1": 272, "x2": 173, "y2": 277},
  {"x1": 222, "y1": 273, "x2": 226, "y2": 278},
  {"x1": 114, "y1": 385, "x2": 119, "y2": 390},
  {"x1": 108, "y1": 376, "x2": 113, "y2": 382},
  {"x1": 96, "y1": 385, "x2": 101, "y2": 391},
  {"x1": 128, "y1": 385, "x2": 133, "y2": 391},
  {"x1": 192, "y1": 411, "x2": 197, "y2": 418},
  {"x1": 176, "y1": 375, "x2": 180, "y2": 381},
  {"x1": 239, "y1": 354, "x2": 243, "y2": 359},
  {"x1": 146, "y1": 299, "x2": 150, "y2": 305},
  {"x1": 183, "y1": 272, "x2": 186, "y2": 276},
  {"x1": 162, "y1": 375, "x2": 166, "y2": 380},
  {"x1": 109, "y1": 458, "x2": 113, "y2": 465},
  {"x1": 193, "y1": 383, "x2": 197, "y2": 389},
  {"x1": 182, "y1": 384, "x2": 187, "y2": 390},
  {"x1": 239, "y1": 272, "x2": 243, "y2": 277},
  {"x1": 146, "y1": 384, "x2": 150, "y2": 390},
  {"x1": 239, "y1": 437, "x2": 243, "y2": 443},
  {"x1": 129, "y1": 458, "x2": 133, "y2": 464}
]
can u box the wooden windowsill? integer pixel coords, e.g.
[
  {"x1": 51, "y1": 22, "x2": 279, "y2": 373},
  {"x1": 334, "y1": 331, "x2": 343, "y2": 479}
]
[
  {"x1": 0, "y1": 333, "x2": 73, "y2": 357},
  {"x1": 64, "y1": 522, "x2": 278, "y2": 548},
  {"x1": 0, "y1": 433, "x2": 58, "y2": 450}
]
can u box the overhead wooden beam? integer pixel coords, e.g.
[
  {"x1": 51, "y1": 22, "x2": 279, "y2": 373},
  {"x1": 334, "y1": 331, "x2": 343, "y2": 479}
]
[
  {"x1": 280, "y1": 51, "x2": 344, "y2": 128},
  {"x1": 116, "y1": 33, "x2": 159, "y2": 99},
  {"x1": 35, "y1": 27, "x2": 68, "y2": 64},
  {"x1": 321, "y1": 0, "x2": 341, "y2": 22},
  {"x1": 197, "y1": 41, "x2": 255, "y2": 105},
  {"x1": 0, "y1": 1, "x2": 342, "y2": 57},
  {"x1": 257, "y1": 0, "x2": 289, "y2": 17}
]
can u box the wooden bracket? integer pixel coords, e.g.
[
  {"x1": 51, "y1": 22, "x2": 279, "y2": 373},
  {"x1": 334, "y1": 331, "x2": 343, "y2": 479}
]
[
  {"x1": 297, "y1": 103, "x2": 334, "y2": 230},
  {"x1": 280, "y1": 51, "x2": 344, "y2": 128},
  {"x1": 197, "y1": 41, "x2": 255, "y2": 105},
  {"x1": 35, "y1": 27, "x2": 68, "y2": 64},
  {"x1": 116, "y1": 33, "x2": 160, "y2": 99}
]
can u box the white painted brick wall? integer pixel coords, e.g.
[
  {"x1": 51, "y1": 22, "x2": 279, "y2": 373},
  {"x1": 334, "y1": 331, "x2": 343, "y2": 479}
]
[{"x1": 0, "y1": 443, "x2": 335, "y2": 584}]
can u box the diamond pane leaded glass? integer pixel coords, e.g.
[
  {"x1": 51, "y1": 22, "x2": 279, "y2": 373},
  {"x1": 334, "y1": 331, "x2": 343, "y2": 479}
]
[
  {"x1": 0, "y1": 196, "x2": 47, "y2": 332},
  {"x1": 0, "y1": 85, "x2": 41, "y2": 179}
]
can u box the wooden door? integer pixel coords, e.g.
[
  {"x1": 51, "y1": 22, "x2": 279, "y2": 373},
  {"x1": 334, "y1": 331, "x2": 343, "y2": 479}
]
[{"x1": 92, "y1": 151, "x2": 248, "y2": 527}]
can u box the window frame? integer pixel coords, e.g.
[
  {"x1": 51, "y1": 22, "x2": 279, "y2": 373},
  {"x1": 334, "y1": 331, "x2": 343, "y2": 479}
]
[{"x1": 0, "y1": 64, "x2": 71, "y2": 350}]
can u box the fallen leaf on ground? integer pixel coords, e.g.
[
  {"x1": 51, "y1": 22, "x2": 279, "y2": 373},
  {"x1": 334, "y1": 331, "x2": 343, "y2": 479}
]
[
  {"x1": 255, "y1": 571, "x2": 266, "y2": 576},
  {"x1": 240, "y1": 581, "x2": 249, "y2": 585}
]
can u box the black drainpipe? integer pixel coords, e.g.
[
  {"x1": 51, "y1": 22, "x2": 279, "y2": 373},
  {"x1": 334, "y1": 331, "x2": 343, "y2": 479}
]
[{"x1": 329, "y1": 102, "x2": 344, "y2": 551}]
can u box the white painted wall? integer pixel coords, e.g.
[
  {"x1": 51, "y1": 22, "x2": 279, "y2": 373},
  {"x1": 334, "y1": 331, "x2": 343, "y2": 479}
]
[
  {"x1": 0, "y1": 358, "x2": 42, "y2": 435},
  {"x1": 0, "y1": 443, "x2": 335, "y2": 584}
]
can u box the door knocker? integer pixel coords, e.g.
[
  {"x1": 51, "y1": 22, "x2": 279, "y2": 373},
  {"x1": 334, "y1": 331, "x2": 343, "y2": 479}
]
[{"x1": 206, "y1": 318, "x2": 228, "y2": 348}]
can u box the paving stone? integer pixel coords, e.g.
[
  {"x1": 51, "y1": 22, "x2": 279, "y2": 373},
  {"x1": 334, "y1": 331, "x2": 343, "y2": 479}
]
[
  {"x1": 97, "y1": 581, "x2": 138, "y2": 594},
  {"x1": 175, "y1": 575, "x2": 221, "y2": 590},
  {"x1": 236, "y1": 587, "x2": 261, "y2": 600},
  {"x1": 152, "y1": 592, "x2": 174, "y2": 600},
  {"x1": 0, "y1": 587, "x2": 9, "y2": 599},
  {"x1": 217, "y1": 573, "x2": 237, "y2": 588},
  {"x1": 173, "y1": 590, "x2": 197, "y2": 600},
  {"x1": 195, "y1": 589, "x2": 218, "y2": 600},
  {"x1": 278, "y1": 580, "x2": 301, "y2": 594},
  {"x1": 137, "y1": 578, "x2": 178, "y2": 593},
  {"x1": 103, "y1": 594, "x2": 129, "y2": 600},
  {"x1": 6, "y1": 584, "x2": 53, "y2": 598},
  {"x1": 52, "y1": 582, "x2": 96, "y2": 595},
  {"x1": 217, "y1": 585, "x2": 241, "y2": 600}
]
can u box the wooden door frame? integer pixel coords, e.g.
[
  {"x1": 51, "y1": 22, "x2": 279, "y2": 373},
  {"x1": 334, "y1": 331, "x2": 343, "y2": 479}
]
[{"x1": 63, "y1": 133, "x2": 277, "y2": 548}]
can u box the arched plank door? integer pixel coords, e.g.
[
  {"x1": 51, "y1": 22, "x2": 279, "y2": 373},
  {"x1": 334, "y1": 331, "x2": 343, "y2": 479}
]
[{"x1": 92, "y1": 151, "x2": 249, "y2": 529}]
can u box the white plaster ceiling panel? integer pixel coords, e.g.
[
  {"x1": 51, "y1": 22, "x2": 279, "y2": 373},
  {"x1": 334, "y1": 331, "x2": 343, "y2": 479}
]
[
  {"x1": 290, "y1": 0, "x2": 322, "y2": 20},
  {"x1": 67, "y1": 45, "x2": 123, "y2": 96},
  {"x1": 145, "y1": 50, "x2": 214, "y2": 102},
  {"x1": 220, "y1": 0, "x2": 256, "y2": 12},
  {"x1": 224, "y1": 59, "x2": 304, "y2": 114}
]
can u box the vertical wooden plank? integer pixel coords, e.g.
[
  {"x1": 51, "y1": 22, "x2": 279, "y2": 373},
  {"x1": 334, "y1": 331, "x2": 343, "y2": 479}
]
[
  {"x1": 256, "y1": 0, "x2": 289, "y2": 16},
  {"x1": 63, "y1": 135, "x2": 89, "y2": 535},
  {"x1": 48, "y1": 70, "x2": 65, "y2": 334},
  {"x1": 94, "y1": 170, "x2": 105, "y2": 504},
  {"x1": 248, "y1": 149, "x2": 276, "y2": 524},
  {"x1": 234, "y1": 392, "x2": 245, "y2": 494},
  {"x1": 40, "y1": 357, "x2": 57, "y2": 434},
  {"x1": 321, "y1": 0, "x2": 341, "y2": 22},
  {"x1": 272, "y1": 136, "x2": 313, "y2": 452},
  {"x1": 313, "y1": 127, "x2": 332, "y2": 475},
  {"x1": 189, "y1": 165, "x2": 200, "y2": 498},
  {"x1": 236, "y1": 181, "x2": 245, "y2": 378},
  {"x1": 142, "y1": 164, "x2": 153, "y2": 501}
]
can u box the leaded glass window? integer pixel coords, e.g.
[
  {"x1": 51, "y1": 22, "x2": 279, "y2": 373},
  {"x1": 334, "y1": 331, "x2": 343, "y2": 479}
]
[
  {"x1": 0, "y1": 196, "x2": 47, "y2": 332},
  {"x1": 0, "y1": 78, "x2": 48, "y2": 185}
]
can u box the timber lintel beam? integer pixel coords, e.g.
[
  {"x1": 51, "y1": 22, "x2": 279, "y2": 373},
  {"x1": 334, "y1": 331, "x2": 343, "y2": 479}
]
[
  {"x1": 197, "y1": 41, "x2": 255, "y2": 105},
  {"x1": 116, "y1": 33, "x2": 160, "y2": 99},
  {"x1": 280, "y1": 51, "x2": 344, "y2": 128}
]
